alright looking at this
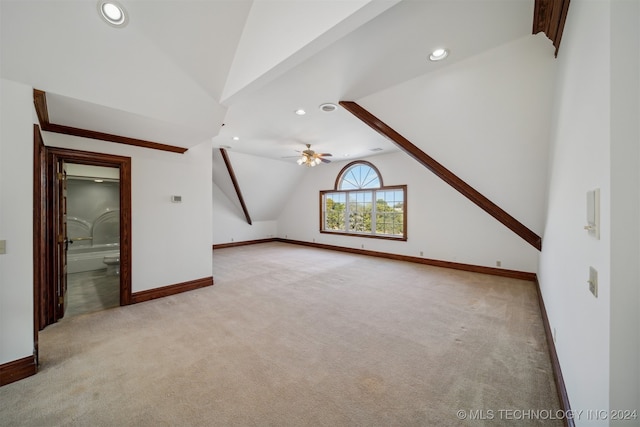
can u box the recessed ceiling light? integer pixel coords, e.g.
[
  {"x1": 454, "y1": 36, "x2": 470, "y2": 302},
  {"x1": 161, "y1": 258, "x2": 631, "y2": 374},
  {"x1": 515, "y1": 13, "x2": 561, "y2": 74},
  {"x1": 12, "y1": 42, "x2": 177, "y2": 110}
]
[
  {"x1": 429, "y1": 48, "x2": 449, "y2": 61},
  {"x1": 294, "y1": 109, "x2": 306, "y2": 116},
  {"x1": 232, "y1": 136, "x2": 240, "y2": 141},
  {"x1": 98, "y1": 1, "x2": 128, "y2": 28},
  {"x1": 94, "y1": 179, "x2": 104, "y2": 183},
  {"x1": 319, "y1": 103, "x2": 337, "y2": 113}
]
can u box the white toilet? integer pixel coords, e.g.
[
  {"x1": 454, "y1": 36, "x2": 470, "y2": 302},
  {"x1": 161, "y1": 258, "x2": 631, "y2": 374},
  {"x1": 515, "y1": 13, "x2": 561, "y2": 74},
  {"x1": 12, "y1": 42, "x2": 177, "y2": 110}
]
[{"x1": 103, "y1": 255, "x2": 120, "y2": 276}]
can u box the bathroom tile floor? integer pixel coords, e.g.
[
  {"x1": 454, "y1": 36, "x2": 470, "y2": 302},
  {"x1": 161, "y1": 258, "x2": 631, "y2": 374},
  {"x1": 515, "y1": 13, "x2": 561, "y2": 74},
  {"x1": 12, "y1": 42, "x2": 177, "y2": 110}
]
[{"x1": 65, "y1": 270, "x2": 119, "y2": 318}]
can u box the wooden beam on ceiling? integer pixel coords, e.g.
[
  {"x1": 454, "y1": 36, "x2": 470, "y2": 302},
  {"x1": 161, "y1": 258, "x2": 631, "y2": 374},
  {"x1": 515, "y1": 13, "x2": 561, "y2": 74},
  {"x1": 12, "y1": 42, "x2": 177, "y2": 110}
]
[
  {"x1": 533, "y1": 0, "x2": 570, "y2": 56},
  {"x1": 339, "y1": 101, "x2": 542, "y2": 251},
  {"x1": 33, "y1": 89, "x2": 188, "y2": 154},
  {"x1": 219, "y1": 148, "x2": 252, "y2": 226}
]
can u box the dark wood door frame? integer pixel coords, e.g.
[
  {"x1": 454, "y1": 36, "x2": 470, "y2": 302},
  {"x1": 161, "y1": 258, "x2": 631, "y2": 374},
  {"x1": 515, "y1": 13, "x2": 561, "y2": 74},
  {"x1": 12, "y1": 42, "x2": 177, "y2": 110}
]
[
  {"x1": 33, "y1": 126, "x2": 45, "y2": 364},
  {"x1": 35, "y1": 145, "x2": 132, "y2": 334}
]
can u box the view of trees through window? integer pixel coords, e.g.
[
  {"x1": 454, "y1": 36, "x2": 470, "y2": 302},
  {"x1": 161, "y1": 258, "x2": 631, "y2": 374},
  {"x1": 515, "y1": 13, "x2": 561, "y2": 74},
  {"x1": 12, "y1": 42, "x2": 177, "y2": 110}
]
[{"x1": 321, "y1": 162, "x2": 406, "y2": 240}]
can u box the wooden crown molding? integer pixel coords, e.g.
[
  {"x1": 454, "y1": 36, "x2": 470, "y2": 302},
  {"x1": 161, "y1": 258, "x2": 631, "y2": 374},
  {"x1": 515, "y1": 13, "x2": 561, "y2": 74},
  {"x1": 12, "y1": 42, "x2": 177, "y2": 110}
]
[
  {"x1": 220, "y1": 148, "x2": 252, "y2": 225},
  {"x1": 339, "y1": 101, "x2": 542, "y2": 251},
  {"x1": 33, "y1": 89, "x2": 188, "y2": 154},
  {"x1": 533, "y1": 0, "x2": 570, "y2": 56}
]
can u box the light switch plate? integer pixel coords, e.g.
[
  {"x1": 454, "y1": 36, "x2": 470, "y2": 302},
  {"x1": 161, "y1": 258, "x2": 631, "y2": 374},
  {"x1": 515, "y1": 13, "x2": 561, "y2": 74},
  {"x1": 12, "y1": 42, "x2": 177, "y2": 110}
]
[
  {"x1": 0, "y1": 240, "x2": 6, "y2": 254},
  {"x1": 586, "y1": 189, "x2": 600, "y2": 239},
  {"x1": 589, "y1": 266, "x2": 598, "y2": 298}
]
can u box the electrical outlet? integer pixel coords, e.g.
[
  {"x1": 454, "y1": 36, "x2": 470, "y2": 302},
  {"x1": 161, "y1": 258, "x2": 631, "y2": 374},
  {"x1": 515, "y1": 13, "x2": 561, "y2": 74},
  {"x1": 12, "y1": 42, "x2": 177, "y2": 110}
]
[
  {"x1": 420, "y1": 251, "x2": 423, "y2": 257},
  {"x1": 496, "y1": 260, "x2": 502, "y2": 267},
  {"x1": 588, "y1": 266, "x2": 598, "y2": 298}
]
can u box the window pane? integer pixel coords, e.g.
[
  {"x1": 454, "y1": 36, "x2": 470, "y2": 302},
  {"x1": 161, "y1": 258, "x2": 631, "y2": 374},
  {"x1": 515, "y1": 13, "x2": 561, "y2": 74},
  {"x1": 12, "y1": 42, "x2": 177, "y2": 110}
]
[
  {"x1": 339, "y1": 163, "x2": 380, "y2": 190},
  {"x1": 348, "y1": 191, "x2": 372, "y2": 233},
  {"x1": 324, "y1": 193, "x2": 346, "y2": 231},
  {"x1": 375, "y1": 190, "x2": 404, "y2": 236},
  {"x1": 321, "y1": 162, "x2": 405, "y2": 240}
]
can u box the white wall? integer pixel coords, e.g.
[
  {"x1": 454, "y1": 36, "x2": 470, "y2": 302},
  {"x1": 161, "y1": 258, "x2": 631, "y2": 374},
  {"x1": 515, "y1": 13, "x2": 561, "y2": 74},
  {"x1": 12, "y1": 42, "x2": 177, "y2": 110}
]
[
  {"x1": 212, "y1": 182, "x2": 277, "y2": 244},
  {"x1": 274, "y1": 35, "x2": 557, "y2": 273},
  {"x1": 359, "y1": 34, "x2": 556, "y2": 236},
  {"x1": 609, "y1": 0, "x2": 640, "y2": 420},
  {"x1": 43, "y1": 132, "x2": 213, "y2": 292},
  {"x1": 538, "y1": 0, "x2": 613, "y2": 423},
  {"x1": 212, "y1": 149, "x2": 303, "y2": 244},
  {"x1": 278, "y1": 151, "x2": 540, "y2": 273},
  {"x1": 213, "y1": 149, "x2": 305, "y2": 223},
  {"x1": 0, "y1": 78, "x2": 34, "y2": 365}
]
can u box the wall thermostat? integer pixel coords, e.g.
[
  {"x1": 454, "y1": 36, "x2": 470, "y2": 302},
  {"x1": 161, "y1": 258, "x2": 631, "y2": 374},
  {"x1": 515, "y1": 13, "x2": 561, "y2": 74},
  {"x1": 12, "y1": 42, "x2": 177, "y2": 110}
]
[{"x1": 171, "y1": 195, "x2": 182, "y2": 203}]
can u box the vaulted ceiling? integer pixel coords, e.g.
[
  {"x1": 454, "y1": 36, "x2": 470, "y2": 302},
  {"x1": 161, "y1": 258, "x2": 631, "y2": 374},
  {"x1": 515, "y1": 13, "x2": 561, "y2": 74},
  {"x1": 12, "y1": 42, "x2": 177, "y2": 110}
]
[
  {"x1": 2, "y1": 0, "x2": 566, "y2": 232},
  {"x1": 2, "y1": 0, "x2": 548, "y2": 162}
]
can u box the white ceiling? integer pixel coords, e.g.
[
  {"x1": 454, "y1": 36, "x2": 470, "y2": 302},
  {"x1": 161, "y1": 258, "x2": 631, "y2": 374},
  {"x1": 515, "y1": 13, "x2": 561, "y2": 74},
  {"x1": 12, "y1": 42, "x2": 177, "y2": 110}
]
[{"x1": 1, "y1": 0, "x2": 534, "y2": 163}]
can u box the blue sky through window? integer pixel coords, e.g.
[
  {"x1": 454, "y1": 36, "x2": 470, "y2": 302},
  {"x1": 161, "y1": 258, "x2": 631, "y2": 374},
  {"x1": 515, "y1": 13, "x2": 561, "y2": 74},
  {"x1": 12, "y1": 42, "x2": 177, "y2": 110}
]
[{"x1": 339, "y1": 164, "x2": 380, "y2": 190}]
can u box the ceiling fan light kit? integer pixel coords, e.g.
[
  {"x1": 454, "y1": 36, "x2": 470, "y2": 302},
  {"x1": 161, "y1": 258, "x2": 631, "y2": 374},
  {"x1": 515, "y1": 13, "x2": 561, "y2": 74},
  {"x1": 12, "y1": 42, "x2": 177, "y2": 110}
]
[
  {"x1": 296, "y1": 144, "x2": 332, "y2": 167},
  {"x1": 297, "y1": 156, "x2": 322, "y2": 167}
]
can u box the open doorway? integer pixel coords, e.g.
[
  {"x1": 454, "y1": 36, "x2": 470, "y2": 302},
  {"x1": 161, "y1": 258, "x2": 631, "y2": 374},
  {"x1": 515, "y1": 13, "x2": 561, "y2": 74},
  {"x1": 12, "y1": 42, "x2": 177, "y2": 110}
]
[
  {"x1": 35, "y1": 144, "x2": 132, "y2": 334},
  {"x1": 65, "y1": 164, "x2": 121, "y2": 317}
]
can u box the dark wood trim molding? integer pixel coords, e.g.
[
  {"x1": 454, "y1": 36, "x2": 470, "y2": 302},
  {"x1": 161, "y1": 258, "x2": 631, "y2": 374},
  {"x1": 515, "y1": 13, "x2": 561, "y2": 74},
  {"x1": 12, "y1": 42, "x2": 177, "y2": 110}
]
[
  {"x1": 534, "y1": 277, "x2": 574, "y2": 427},
  {"x1": 319, "y1": 184, "x2": 408, "y2": 241},
  {"x1": 43, "y1": 147, "x2": 133, "y2": 323},
  {"x1": 33, "y1": 125, "x2": 46, "y2": 362},
  {"x1": 283, "y1": 238, "x2": 535, "y2": 281},
  {"x1": 33, "y1": 89, "x2": 187, "y2": 154},
  {"x1": 219, "y1": 148, "x2": 252, "y2": 225},
  {"x1": 118, "y1": 158, "x2": 133, "y2": 306},
  {"x1": 214, "y1": 238, "x2": 535, "y2": 281},
  {"x1": 533, "y1": 0, "x2": 570, "y2": 56},
  {"x1": 334, "y1": 160, "x2": 384, "y2": 189},
  {"x1": 44, "y1": 123, "x2": 188, "y2": 154},
  {"x1": 33, "y1": 89, "x2": 50, "y2": 126},
  {"x1": 0, "y1": 356, "x2": 37, "y2": 387},
  {"x1": 339, "y1": 101, "x2": 542, "y2": 251},
  {"x1": 131, "y1": 276, "x2": 214, "y2": 304},
  {"x1": 213, "y1": 238, "x2": 277, "y2": 250}
]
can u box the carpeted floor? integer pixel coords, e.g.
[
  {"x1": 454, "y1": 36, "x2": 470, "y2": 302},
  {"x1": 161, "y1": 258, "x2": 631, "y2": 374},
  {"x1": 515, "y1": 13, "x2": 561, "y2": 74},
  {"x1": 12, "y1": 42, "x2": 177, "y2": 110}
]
[{"x1": 0, "y1": 242, "x2": 561, "y2": 426}]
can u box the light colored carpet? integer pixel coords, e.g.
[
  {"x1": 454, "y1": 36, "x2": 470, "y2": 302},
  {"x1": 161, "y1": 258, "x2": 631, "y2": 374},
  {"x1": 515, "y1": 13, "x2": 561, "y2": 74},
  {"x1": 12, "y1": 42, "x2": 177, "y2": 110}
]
[{"x1": 0, "y1": 242, "x2": 561, "y2": 426}]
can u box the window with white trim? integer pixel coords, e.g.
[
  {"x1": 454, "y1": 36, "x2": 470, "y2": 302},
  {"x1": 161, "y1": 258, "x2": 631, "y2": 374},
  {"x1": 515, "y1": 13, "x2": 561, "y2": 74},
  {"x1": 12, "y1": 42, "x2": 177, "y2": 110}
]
[{"x1": 320, "y1": 161, "x2": 406, "y2": 240}]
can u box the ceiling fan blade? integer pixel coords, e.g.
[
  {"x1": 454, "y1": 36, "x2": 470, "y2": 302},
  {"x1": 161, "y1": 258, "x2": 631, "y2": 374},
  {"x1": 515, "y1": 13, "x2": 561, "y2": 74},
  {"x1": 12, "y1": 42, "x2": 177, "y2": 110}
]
[
  {"x1": 318, "y1": 153, "x2": 332, "y2": 157},
  {"x1": 320, "y1": 157, "x2": 331, "y2": 163}
]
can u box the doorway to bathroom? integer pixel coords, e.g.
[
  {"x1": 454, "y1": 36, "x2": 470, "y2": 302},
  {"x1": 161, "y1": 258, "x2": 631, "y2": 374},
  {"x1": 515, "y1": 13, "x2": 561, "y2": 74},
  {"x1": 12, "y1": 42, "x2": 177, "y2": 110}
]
[
  {"x1": 65, "y1": 163, "x2": 120, "y2": 317},
  {"x1": 36, "y1": 145, "x2": 132, "y2": 332}
]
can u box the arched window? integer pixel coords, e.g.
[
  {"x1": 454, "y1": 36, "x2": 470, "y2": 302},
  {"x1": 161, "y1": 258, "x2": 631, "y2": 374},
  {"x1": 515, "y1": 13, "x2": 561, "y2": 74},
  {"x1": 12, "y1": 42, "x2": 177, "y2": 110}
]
[
  {"x1": 337, "y1": 162, "x2": 381, "y2": 190},
  {"x1": 320, "y1": 161, "x2": 406, "y2": 240}
]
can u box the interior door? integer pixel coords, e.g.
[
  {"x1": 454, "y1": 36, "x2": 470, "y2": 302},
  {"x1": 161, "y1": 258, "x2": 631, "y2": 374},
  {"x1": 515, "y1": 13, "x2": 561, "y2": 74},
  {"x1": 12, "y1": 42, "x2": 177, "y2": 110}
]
[{"x1": 54, "y1": 160, "x2": 68, "y2": 320}]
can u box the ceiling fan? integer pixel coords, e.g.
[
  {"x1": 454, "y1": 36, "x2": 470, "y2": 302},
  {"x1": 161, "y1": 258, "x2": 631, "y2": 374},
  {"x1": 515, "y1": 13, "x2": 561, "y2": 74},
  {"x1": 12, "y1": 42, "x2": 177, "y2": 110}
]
[{"x1": 294, "y1": 144, "x2": 332, "y2": 167}]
